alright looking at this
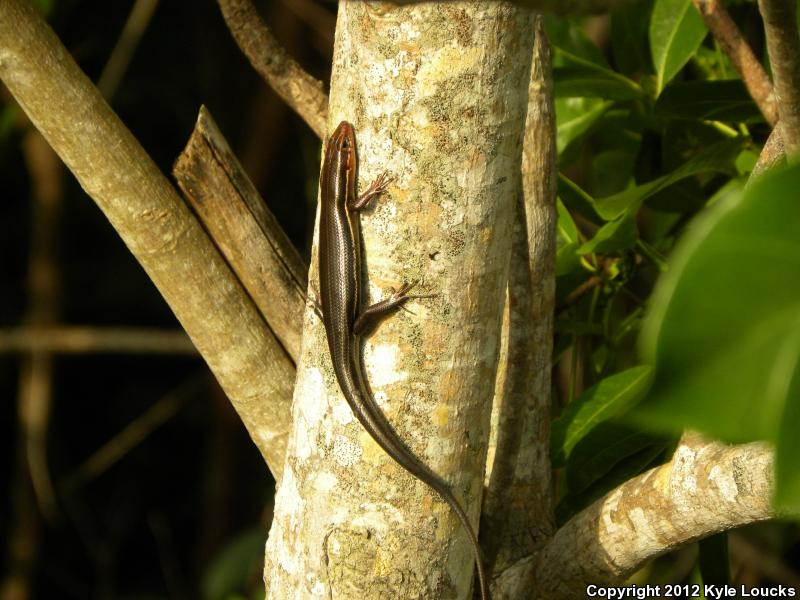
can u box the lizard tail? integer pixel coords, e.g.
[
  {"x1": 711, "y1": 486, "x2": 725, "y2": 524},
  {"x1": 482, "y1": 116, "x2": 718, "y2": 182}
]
[{"x1": 436, "y1": 482, "x2": 490, "y2": 600}]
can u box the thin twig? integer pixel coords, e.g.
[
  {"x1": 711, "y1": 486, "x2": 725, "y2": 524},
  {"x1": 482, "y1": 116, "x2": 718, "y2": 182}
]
[
  {"x1": 68, "y1": 377, "x2": 203, "y2": 484},
  {"x1": 561, "y1": 275, "x2": 602, "y2": 309},
  {"x1": 692, "y1": 0, "x2": 778, "y2": 126},
  {"x1": 217, "y1": 0, "x2": 328, "y2": 139},
  {"x1": 97, "y1": 0, "x2": 160, "y2": 100},
  {"x1": 18, "y1": 128, "x2": 62, "y2": 524},
  {"x1": 0, "y1": 443, "x2": 40, "y2": 600},
  {"x1": 0, "y1": 326, "x2": 197, "y2": 355},
  {"x1": 2, "y1": 6, "x2": 166, "y2": 593},
  {"x1": 758, "y1": 0, "x2": 800, "y2": 157},
  {"x1": 0, "y1": 125, "x2": 63, "y2": 600}
]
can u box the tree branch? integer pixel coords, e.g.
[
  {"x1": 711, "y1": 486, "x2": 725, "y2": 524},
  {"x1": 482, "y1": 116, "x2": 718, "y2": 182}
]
[
  {"x1": 390, "y1": 0, "x2": 635, "y2": 15},
  {"x1": 750, "y1": 125, "x2": 786, "y2": 181},
  {"x1": 174, "y1": 106, "x2": 309, "y2": 362},
  {"x1": 0, "y1": 326, "x2": 197, "y2": 355},
  {"x1": 758, "y1": 0, "x2": 800, "y2": 156},
  {"x1": 483, "y1": 14, "x2": 557, "y2": 579},
  {"x1": 525, "y1": 434, "x2": 775, "y2": 598},
  {"x1": 217, "y1": 0, "x2": 328, "y2": 139},
  {"x1": 692, "y1": 0, "x2": 778, "y2": 126},
  {"x1": 0, "y1": 0, "x2": 293, "y2": 478}
]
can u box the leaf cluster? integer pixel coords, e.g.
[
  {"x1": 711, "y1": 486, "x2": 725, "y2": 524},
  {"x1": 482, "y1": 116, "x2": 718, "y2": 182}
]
[{"x1": 546, "y1": 0, "x2": 789, "y2": 527}]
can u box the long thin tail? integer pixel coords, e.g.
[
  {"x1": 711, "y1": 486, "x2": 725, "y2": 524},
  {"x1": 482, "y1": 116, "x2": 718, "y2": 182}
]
[
  {"x1": 436, "y1": 480, "x2": 490, "y2": 600},
  {"x1": 348, "y1": 386, "x2": 490, "y2": 600}
]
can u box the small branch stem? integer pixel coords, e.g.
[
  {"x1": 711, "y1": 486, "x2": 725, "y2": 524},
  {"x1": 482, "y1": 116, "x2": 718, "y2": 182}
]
[
  {"x1": 96, "y1": 0, "x2": 160, "y2": 100},
  {"x1": 217, "y1": 0, "x2": 328, "y2": 138},
  {"x1": 692, "y1": 0, "x2": 778, "y2": 126},
  {"x1": 758, "y1": 0, "x2": 800, "y2": 156},
  {"x1": 0, "y1": 326, "x2": 197, "y2": 355},
  {"x1": 750, "y1": 125, "x2": 786, "y2": 182}
]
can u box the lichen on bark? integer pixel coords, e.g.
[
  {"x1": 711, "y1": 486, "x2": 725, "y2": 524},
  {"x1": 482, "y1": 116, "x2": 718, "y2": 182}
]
[{"x1": 263, "y1": 3, "x2": 535, "y2": 598}]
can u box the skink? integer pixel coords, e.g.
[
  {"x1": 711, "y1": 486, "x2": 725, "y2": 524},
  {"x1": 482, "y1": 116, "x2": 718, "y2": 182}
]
[{"x1": 318, "y1": 120, "x2": 489, "y2": 600}]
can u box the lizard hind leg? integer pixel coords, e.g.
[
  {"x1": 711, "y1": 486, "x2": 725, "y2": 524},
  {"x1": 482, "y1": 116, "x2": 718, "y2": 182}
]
[{"x1": 353, "y1": 281, "x2": 436, "y2": 336}]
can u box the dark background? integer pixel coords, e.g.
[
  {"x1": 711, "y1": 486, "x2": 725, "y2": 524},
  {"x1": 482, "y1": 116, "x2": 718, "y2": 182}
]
[{"x1": 0, "y1": 2, "x2": 335, "y2": 598}]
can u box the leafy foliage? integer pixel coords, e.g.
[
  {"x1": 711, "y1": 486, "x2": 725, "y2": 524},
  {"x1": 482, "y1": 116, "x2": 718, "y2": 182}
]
[
  {"x1": 636, "y1": 165, "x2": 800, "y2": 512},
  {"x1": 551, "y1": 365, "x2": 654, "y2": 465},
  {"x1": 202, "y1": 529, "x2": 267, "y2": 600},
  {"x1": 649, "y1": 0, "x2": 708, "y2": 93},
  {"x1": 546, "y1": 0, "x2": 789, "y2": 542}
]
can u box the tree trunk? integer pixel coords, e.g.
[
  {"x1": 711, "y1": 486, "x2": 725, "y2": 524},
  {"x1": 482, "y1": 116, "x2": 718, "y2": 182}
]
[{"x1": 263, "y1": 3, "x2": 535, "y2": 598}]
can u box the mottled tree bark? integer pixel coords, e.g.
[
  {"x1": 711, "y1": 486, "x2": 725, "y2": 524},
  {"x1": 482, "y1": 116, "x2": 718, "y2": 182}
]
[
  {"x1": 758, "y1": 0, "x2": 800, "y2": 157},
  {"x1": 523, "y1": 435, "x2": 775, "y2": 599},
  {"x1": 483, "y1": 15, "x2": 557, "y2": 580},
  {"x1": 263, "y1": 3, "x2": 535, "y2": 598}
]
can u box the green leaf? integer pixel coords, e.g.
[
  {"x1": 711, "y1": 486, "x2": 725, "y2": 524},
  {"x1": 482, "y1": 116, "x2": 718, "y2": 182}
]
[
  {"x1": 773, "y1": 328, "x2": 800, "y2": 513},
  {"x1": 202, "y1": 529, "x2": 266, "y2": 600},
  {"x1": 650, "y1": 0, "x2": 708, "y2": 94},
  {"x1": 592, "y1": 109, "x2": 644, "y2": 158},
  {"x1": 546, "y1": 16, "x2": 610, "y2": 68},
  {"x1": 554, "y1": 67, "x2": 644, "y2": 100},
  {"x1": 577, "y1": 212, "x2": 639, "y2": 254},
  {"x1": 595, "y1": 137, "x2": 744, "y2": 220},
  {"x1": 590, "y1": 151, "x2": 638, "y2": 197},
  {"x1": 557, "y1": 198, "x2": 579, "y2": 244},
  {"x1": 551, "y1": 365, "x2": 654, "y2": 466},
  {"x1": 654, "y1": 80, "x2": 764, "y2": 123},
  {"x1": 555, "y1": 444, "x2": 665, "y2": 525},
  {"x1": 556, "y1": 98, "x2": 615, "y2": 157},
  {"x1": 611, "y1": 0, "x2": 654, "y2": 76},
  {"x1": 704, "y1": 177, "x2": 745, "y2": 211},
  {"x1": 635, "y1": 165, "x2": 800, "y2": 468},
  {"x1": 556, "y1": 199, "x2": 582, "y2": 275},
  {"x1": 556, "y1": 242, "x2": 582, "y2": 276},
  {"x1": 693, "y1": 42, "x2": 737, "y2": 81},
  {"x1": 564, "y1": 423, "x2": 663, "y2": 493},
  {"x1": 558, "y1": 173, "x2": 602, "y2": 223},
  {"x1": 735, "y1": 149, "x2": 759, "y2": 175},
  {"x1": 551, "y1": 41, "x2": 643, "y2": 101}
]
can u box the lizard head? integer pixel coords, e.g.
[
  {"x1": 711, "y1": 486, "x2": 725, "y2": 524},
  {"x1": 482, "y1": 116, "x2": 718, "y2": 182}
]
[{"x1": 329, "y1": 120, "x2": 357, "y2": 175}]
